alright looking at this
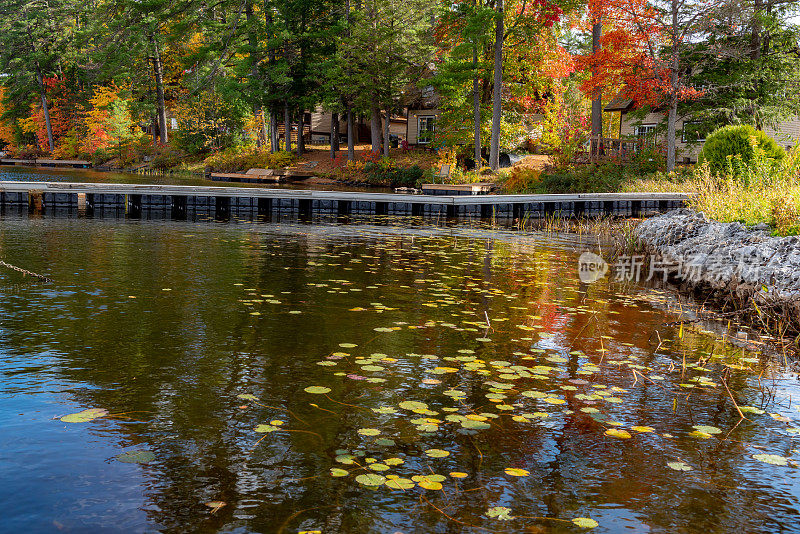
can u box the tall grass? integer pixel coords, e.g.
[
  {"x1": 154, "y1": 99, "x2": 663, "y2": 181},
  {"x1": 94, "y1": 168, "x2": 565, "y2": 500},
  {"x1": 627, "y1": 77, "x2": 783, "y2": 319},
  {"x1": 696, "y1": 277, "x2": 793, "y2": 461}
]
[{"x1": 624, "y1": 142, "x2": 800, "y2": 235}]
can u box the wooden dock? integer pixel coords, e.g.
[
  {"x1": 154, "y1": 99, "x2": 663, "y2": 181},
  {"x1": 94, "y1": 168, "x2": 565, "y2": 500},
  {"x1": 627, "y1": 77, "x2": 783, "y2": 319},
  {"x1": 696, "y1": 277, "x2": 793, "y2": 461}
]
[
  {"x1": 0, "y1": 181, "x2": 690, "y2": 220},
  {"x1": 0, "y1": 158, "x2": 92, "y2": 169}
]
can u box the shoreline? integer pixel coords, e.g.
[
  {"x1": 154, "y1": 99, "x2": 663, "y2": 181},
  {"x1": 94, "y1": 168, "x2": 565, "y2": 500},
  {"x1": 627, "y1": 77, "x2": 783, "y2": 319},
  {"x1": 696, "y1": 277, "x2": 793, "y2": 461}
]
[{"x1": 635, "y1": 209, "x2": 800, "y2": 340}]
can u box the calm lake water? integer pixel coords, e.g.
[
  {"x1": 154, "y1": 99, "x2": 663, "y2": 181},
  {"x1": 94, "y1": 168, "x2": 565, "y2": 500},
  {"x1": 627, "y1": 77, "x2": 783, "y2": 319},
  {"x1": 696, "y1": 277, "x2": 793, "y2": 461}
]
[{"x1": 1, "y1": 214, "x2": 799, "y2": 533}]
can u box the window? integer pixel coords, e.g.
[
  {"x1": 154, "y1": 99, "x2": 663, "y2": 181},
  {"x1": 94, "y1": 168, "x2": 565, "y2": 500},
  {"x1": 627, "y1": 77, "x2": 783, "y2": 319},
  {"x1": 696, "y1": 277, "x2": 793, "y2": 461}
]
[
  {"x1": 682, "y1": 121, "x2": 706, "y2": 143},
  {"x1": 170, "y1": 118, "x2": 178, "y2": 130},
  {"x1": 634, "y1": 124, "x2": 656, "y2": 136},
  {"x1": 418, "y1": 116, "x2": 435, "y2": 144}
]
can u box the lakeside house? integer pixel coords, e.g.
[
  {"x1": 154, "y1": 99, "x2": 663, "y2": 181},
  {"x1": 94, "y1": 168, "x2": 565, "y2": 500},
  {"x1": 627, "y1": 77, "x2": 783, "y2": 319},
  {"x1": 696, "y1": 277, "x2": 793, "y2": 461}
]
[{"x1": 605, "y1": 96, "x2": 800, "y2": 163}]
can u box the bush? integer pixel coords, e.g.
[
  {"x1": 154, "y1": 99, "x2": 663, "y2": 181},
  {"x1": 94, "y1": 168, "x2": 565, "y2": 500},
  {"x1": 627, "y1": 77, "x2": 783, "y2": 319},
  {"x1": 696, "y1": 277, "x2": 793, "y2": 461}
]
[
  {"x1": 698, "y1": 125, "x2": 785, "y2": 176},
  {"x1": 203, "y1": 147, "x2": 297, "y2": 173}
]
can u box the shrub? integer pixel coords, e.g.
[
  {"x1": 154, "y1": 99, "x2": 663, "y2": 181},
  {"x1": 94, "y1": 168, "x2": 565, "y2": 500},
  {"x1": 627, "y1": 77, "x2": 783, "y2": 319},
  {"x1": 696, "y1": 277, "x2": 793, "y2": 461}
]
[
  {"x1": 203, "y1": 147, "x2": 297, "y2": 173},
  {"x1": 698, "y1": 125, "x2": 785, "y2": 176}
]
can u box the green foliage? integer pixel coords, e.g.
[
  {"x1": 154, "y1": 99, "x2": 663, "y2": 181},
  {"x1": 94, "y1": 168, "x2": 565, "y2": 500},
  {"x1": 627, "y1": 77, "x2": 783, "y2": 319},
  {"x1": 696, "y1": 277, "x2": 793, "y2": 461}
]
[
  {"x1": 203, "y1": 147, "x2": 298, "y2": 173},
  {"x1": 362, "y1": 160, "x2": 424, "y2": 187},
  {"x1": 698, "y1": 125, "x2": 785, "y2": 177}
]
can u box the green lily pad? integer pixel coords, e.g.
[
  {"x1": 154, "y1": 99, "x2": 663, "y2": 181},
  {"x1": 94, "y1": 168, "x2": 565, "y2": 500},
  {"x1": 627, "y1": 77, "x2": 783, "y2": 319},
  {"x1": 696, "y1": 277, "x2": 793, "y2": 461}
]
[
  {"x1": 667, "y1": 461, "x2": 692, "y2": 471},
  {"x1": 60, "y1": 408, "x2": 108, "y2": 423},
  {"x1": 425, "y1": 448, "x2": 450, "y2": 458},
  {"x1": 692, "y1": 425, "x2": 722, "y2": 435},
  {"x1": 255, "y1": 424, "x2": 279, "y2": 433},
  {"x1": 355, "y1": 473, "x2": 385, "y2": 486},
  {"x1": 304, "y1": 386, "x2": 332, "y2": 394},
  {"x1": 116, "y1": 450, "x2": 155, "y2": 464},
  {"x1": 237, "y1": 394, "x2": 258, "y2": 401},
  {"x1": 753, "y1": 453, "x2": 788, "y2": 466},
  {"x1": 486, "y1": 506, "x2": 513, "y2": 520},
  {"x1": 398, "y1": 401, "x2": 428, "y2": 411},
  {"x1": 385, "y1": 477, "x2": 415, "y2": 490},
  {"x1": 358, "y1": 428, "x2": 380, "y2": 436},
  {"x1": 329, "y1": 468, "x2": 349, "y2": 477}
]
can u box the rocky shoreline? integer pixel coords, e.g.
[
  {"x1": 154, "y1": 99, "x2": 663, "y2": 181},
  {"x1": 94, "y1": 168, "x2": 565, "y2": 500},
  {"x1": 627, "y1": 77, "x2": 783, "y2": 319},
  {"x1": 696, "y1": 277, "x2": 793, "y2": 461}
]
[{"x1": 635, "y1": 209, "x2": 800, "y2": 335}]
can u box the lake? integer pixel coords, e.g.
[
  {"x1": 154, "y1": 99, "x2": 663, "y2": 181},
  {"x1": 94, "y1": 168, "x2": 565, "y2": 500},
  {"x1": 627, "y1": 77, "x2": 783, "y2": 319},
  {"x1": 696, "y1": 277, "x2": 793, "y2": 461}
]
[{"x1": 1, "y1": 213, "x2": 799, "y2": 533}]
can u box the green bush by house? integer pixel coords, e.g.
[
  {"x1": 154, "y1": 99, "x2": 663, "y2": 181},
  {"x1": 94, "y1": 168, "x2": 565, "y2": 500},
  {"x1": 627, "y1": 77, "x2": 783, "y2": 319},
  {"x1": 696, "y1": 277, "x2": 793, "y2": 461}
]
[{"x1": 698, "y1": 125, "x2": 785, "y2": 176}]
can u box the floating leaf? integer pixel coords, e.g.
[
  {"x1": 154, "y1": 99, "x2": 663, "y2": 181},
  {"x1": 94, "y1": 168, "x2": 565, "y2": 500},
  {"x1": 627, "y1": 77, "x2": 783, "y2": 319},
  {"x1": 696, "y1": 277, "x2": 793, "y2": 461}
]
[
  {"x1": 605, "y1": 429, "x2": 631, "y2": 439},
  {"x1": 667, "y1": 462, "x2": 692, "y2": 471},
  {"x1": 205, "y1": 501, "x2": 226, "y2": 511},
  {"x1": 330, "y1": 468, "x2": 349, "y2": 477},
  {"x1": 358, "y1": 428, "x2": 381, "y2": 436},
  {"x1": 692, "y1": 425, "x2": 722, "y2": 435},
  {"x1": 631, "y1": 426, "x2": 655, "y2": 433},
  {"x1": 486, "y1": 506, "x2": 513, "y2": 520},
  {"x1": 425, "y1": 449, "x2": 450, "y2": 458},
  {"x1": 255, "y1": 424, "x2": 279, "y2": 433},
  {"x1": 449, "y1": 472, "x2": 468, "y2": 479},
  {"x1": 355, "y1": 473, "x2": 385, "y2": 486},
  {"x1": 116, "y1": 450, "x2": 155, "y2": 464},
  {"x1": 504, "y1": 468, "x2": 529, "y2": 477},
  {"x1": 60, "y1": 408, "x2": 108, "y2": 423},
  {"x1": 385, "y1": 478, "x2": 414, "y2": 490},
  {"x1": 398, "y1": 401, "x2": 428, "y2": 411},
  {"x1": 572, "y1": 517, "x2": 599, "y2": 528},
  {"x1": 304, "y1": 386, "x2": 332, "y2": 394},
  {"x1": 753, "y1": 454, "x2": 788, "y2": 466},
  {"x1": 461, "y1": 420, "x2": 491, "y2": 430},
  {"x1": 384, "y1": 457, "x2": 404, "y2": 466},
  {"x1": 237, "y1": 394, "x2": 258, "y2": 401}
]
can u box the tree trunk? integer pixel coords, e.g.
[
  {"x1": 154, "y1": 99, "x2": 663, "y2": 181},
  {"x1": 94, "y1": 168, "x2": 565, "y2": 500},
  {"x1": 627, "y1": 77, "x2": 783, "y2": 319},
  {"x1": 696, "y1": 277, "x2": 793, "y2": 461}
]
[
  {"x1": 270, "y1": 107, "x2": 278, "y2": 152},
  {"x1": 150, "y1": 33, "x2": 169, "y2": 145},
  {"x1": 151, "y1": 116, "x2": 158, "y2": 146},
  {"x1": 383, "y1": 108, "x2": 390, "y2": 158},
  {"x1": 284, "y1": 102, "x2": 292, "y2": 152},
  {"x1": 297, "y1": 107, "x2": 305, "y2": 156},
  {"x1": 370, "y1": 98, "x2": 381, "y2": 153},
  {"x1": 591, "y1": 19, "x2": 603, "y2": 137},
  {"x1": 331, "y1": 112, "x2": 340, "y2": 156},
  {"x1": 489, "y1": 0, "x2": 504, "y2": 171},
  {"x1": 472, "y1": 43, "x2": 481, "y2": 167},
  {"x1": 347, "y1": 106, "x2": 355, "y2": 161},
  {"x1": 245, "y1": 1, "x2": 263, "y2": 147},
  {"x1": 261, "y1": 110, "x2": 269, "y2": 149},
  {"x1": 34, "y1": 62, "x2": 54, "y2": 152},
  {"x1": 666, "y1": 0, "x2": 679, "y2": 172}
]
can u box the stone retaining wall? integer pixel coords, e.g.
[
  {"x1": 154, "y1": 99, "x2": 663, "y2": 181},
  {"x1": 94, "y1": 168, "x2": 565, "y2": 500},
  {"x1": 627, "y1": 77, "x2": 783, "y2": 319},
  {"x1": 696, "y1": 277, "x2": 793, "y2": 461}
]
[{"x1": 636, "y1": 209, "x2": 800, "y2": 332}]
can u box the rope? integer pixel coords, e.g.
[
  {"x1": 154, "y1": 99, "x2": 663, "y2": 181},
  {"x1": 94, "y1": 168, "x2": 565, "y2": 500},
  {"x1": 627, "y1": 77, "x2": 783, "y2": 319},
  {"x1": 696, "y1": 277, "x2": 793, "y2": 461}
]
[{"x1": 0, "y1": 260, "x2": 52, "y2": 283}]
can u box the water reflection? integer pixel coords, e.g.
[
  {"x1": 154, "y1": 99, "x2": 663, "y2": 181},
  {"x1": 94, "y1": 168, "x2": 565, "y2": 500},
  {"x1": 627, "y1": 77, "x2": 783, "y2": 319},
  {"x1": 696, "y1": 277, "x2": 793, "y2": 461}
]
[{"x1": 0, "y1": 216, "x2": 798, "y2": 533}]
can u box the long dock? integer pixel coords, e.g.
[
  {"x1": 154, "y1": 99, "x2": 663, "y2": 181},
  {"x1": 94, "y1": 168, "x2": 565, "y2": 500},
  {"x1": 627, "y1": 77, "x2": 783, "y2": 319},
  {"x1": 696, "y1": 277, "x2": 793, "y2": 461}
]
[{"x1": 0, "y1": 181, "x2": 690, "y2": 220}]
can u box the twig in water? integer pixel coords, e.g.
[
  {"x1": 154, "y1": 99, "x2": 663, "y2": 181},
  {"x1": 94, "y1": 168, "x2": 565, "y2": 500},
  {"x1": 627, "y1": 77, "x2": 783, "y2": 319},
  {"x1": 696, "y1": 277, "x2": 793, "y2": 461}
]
[{"x1": 0, "y1": 260, "x2": 52, "y2": 283}]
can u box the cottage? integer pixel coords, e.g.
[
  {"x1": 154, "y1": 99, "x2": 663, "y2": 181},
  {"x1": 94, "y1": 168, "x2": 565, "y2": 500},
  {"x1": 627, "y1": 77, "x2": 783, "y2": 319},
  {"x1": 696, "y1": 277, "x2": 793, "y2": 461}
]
[{"x1": 605, "y1": 96, "x2": 800, "y2": 163}]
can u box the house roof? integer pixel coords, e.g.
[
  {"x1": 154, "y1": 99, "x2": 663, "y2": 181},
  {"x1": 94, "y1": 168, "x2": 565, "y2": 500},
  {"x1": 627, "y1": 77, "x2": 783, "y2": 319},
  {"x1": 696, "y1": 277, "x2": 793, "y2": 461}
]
[{"x1": 604, "y1": 95, "x2": 634, "y2": 112}]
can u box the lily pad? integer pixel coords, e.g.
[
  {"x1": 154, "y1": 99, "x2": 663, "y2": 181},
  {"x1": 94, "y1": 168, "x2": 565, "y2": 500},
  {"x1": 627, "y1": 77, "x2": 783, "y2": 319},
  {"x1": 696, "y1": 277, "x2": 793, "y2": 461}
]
[
  {"x1": 237, "y1": 394, "x2": 258, "y2": 401},
  {"x1": 572, "y1": 517, "x2": 599, "y2": 528},
  {"x1": 753, "y1": 453, "x2": 788, "y2": 466},
  {"x1": 398, "y1": 401, "x2": 428, "y2": 411},
  {"x1": 60, "y1": 408, "x2": 108, "y2": 423},
  {"x1": 692, "y1": 425, "x2": 722, "y2": 435},
  {"x1": 116, "y1": 450, "x2": 155, "y2": 464},
  {"x1": 425, "y1": 448, "x2": 450, "y2": 458},
  {"x1": 486, "y1": 506, "x2": 513, "y2": 520},
  {"x1": 504, "y1": 467, "x2": 529, "y2": 477},
  {"x1": 304, "y1": 386, "x2": 332, "y2": 394},
  {"x1": 358, "y1": 428, "x2": 381, "y2": 436},
  {"x1": 667, "y1": 461, "x2": 692, "y2": 471},
  {"x1": 385, "y1": 477, "x2": 415, "y2": 490},
  {"x1": 605, "y1": 429, "x2": 631, "y2": 439},
  {"x1": 255, "y1": 424, "x2": 279, "y2": 433},
  {"x1": 329, "y1": 468, "x2": 349, "y2": 477},
  {"x1": 355, "y1": 473, "x2": 386, "y2": 486}
]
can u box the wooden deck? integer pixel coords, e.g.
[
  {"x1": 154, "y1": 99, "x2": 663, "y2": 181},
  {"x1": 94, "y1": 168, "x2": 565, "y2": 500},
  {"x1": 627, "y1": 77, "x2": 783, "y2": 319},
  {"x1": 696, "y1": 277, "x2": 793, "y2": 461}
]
[
  {"x1": 0, "y1": 181, "x2": 691, "y2": 219},
  {"x1": 0, "y1": 158, "x2": 92, "y2": 169}
]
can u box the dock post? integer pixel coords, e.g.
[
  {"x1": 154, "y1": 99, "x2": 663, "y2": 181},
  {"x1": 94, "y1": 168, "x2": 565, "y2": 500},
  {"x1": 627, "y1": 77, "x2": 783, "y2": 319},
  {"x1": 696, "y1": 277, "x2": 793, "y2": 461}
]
[
  {"x1": 480, "y1": 204, "x2": 493, "y2": 219},
  {"x1": 257, "y1": 197, "x2": 272, "y2": 217},
  {"x1": 631, "y1": 200, "x2": 641, "y2": 218},
  {"x1": 215, "y1": 196, "x2": 230, "y2": 220},
  {"x1": 446, "y1": 204, "x2": 456, "y2": 219},
  {"x1": 375, "y1": 202, "x2": 388, "y2": 216},
  {"x1": 28, "y1": 190, "x2": 44, "y2": 215},
  {"x1": 411, "y1": 203, "x2": 423, "y2": 216},
  {"x1": 603, "y1": 201, "x2": 614, "y2": 217},
  {"x1": 337, "y1": 200, "x2": 351, "y2": 217},
  {"x1": 658, "y1": 200, "x2": 668, "y2": 213},
  {"x1": 171, "y1": 195, "x2": 187, "y2": 220},
  {"x1": 298, "y1": 198, "x2": 312, "y2": 218},
  {"x1": 574, "y1": 201, "x2": 585, "y2": 218},
  {"x1": 126, "y1": 194, "x2": 142, "y2": 218}
]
